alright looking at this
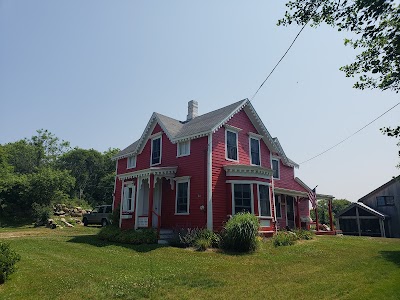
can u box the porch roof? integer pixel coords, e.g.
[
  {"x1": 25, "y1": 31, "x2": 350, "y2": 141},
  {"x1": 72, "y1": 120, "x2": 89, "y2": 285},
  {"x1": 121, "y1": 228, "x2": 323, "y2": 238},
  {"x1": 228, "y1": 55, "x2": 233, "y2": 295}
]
[{"x1": 117, "y1": 166, "x2": 178, "y2": 181}]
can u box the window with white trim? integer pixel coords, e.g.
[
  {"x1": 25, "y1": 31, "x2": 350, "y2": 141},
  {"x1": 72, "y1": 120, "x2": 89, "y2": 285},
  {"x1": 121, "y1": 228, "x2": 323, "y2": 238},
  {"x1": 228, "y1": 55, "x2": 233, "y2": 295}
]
[
  {"x1": 233, "y1": 184, "x2": 252, "y2": 214},
  {"x1": 271, "y1": 158, "x2": 280, "y2": 179},
  {"x1": 275, "y1": 195, "x2": 282, "y2": 218},
  {"x1": 151, "y1": 136, "x2": 161, "y2": 165},
  {"x1": 122, "y1": 185, "x2": 135, "y2": 212},
  {"x1": 250, "y1": 137, "x2": 261, "y2": 165},
  {"x1": 127, "y1": 156, "x2": 136, "y2": 169},
  {"x1": 176, "y1": 180, "x2": 190, "y2": 214},
  {"x1": 258, "y1": 184, "x2": 271, "y2": 217},
  {"x1": 226, "y1": 130, "x2": 238, "y2": 161},
  {"x1": 177, "y1": 140, "x2": 190, "y2": 157}
]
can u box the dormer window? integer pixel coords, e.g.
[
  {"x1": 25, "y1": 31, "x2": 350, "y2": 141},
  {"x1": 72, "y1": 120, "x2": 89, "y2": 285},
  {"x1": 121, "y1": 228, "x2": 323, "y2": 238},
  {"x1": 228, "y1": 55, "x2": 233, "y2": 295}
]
[
  {"x1": 226, "y1": 130, "x2": 238, "y2": 161},
  {"x1": 271, "y1": 158, "x2": 280, "y2": 179},
  {"x1": 127, "y1": 156, "x2": 136, "y2": 169},
  {"x1": 151, "y1": 135, "x2": 162, "y2": 166},
  {"x1": 177, "y1": 140, "x2": 190, "y2": 157}
]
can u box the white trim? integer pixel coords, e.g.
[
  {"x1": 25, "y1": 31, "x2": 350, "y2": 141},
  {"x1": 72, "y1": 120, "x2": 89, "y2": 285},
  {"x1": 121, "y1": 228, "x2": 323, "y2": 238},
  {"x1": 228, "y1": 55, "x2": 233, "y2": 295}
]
[
  {"x1": 207, "y1": 134, "x2": 213, "y2": 230},
  {"x1": 177, "y1": 140, "x2": 191, "y2": 157},
  {"x1": 134, "y1": 178, "x2": 141, "y2": 229},
  {"x1": 224, "y1": 164, "x2": 273, "y2": 180},
  {"x1": 227, "y1": 180, "x2": 270, "y2": 185},
  {"x1": 127, "y1": 155, "x2": 136, "y2": 169},
  {"x1": 174, "y1": 176, "x2": 191, "y2": 181},
  {"x1": 223, "y1": 124, "x2": 242, "y2": 132},
  {"x1": 249, "y1": 136, "x2": 261, "y2": 166},
  {"x1": 274, "y1": 187, "x2": 308, "y2": 198},
  {"x1": 150, "y1": 135, "x2": 162, "y2": 166},
  {"x1": 271, "y1": 157, "x2": 280, "y2": 180},
  {"x1": 257, "y1": 183, "x2": 272, "y2": 217},
  {"x1": 231, "y1": 183, "x2": 254, "y2": 215},
  {"x1": 248, "y1": 132, "x2": 264, "y2": 139},
  {"x1": 175, "y1": 178, "x2": 190, "y2": 215},
  {"x1": 225, "y1": 128, "x2": 239, "y2": 162}
]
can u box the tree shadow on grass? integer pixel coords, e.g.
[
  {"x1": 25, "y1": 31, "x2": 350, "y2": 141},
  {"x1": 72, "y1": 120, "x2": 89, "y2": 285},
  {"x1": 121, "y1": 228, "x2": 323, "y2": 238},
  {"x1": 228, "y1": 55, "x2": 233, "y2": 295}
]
[
  {"x1": 67, "y1": 234, "x2": 165, "y2": 253},
  {"x1": 379, "y1": 251, "x2": 400, "y2": 267}
]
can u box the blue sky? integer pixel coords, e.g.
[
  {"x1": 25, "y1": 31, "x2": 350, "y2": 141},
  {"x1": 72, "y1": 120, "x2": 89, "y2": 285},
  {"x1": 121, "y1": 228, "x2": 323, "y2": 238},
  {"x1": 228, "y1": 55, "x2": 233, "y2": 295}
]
[{"x1": 1, "y1": 1, "x2": 399, "y2": 201}]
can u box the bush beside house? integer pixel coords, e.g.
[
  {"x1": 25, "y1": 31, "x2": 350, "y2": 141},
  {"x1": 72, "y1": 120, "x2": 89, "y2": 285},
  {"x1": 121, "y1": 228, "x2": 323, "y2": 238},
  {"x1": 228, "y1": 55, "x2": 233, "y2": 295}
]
[{"x1": 0, "y1": 242, "x2": 20, "y2": 284}]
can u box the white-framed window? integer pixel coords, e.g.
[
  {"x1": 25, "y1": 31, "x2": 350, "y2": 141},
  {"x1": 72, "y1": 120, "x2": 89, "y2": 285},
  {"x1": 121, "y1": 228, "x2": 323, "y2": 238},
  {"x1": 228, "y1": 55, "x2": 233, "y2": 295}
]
[
  {"x1": 275, "y1": 195, "x2": 282, "y2": 218},
  {"x1": 175, "y1": 179, "x2": 190, "y2": 214},
  {"x1": 249, "y1": 137, "x2": 261, "y2": 166},
  {"x1": 127, "y1": 156, "x2": 136, "y2": 169},
  {"x1": 226, "y1": 129, "x2": 238, "y2": 161},
  {"x1": 271, "y1": 157, "x2": 280, "y2": 179},
  {"x1": 258, "y1": 184, "x2": 271, "y2": 217},
  {"x1": 151, "y1": 135, "x2": 162, "y2": 166},
  {"x1": 122, "y1": 185, "x2": 135, "y2": 212},
  {"x1": 177, "y1": 140, "x2": 190, "y2": 157},
  {"x1": 232, "y1": 183, "x2": 253, "y2": 214}
]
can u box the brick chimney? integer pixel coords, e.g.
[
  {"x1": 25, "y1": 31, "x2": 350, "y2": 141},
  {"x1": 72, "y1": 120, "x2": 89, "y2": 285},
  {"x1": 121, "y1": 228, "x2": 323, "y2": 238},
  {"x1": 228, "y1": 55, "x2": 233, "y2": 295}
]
[{"x1": 186, "y1": 100, "x2": 198, "y2": 121}]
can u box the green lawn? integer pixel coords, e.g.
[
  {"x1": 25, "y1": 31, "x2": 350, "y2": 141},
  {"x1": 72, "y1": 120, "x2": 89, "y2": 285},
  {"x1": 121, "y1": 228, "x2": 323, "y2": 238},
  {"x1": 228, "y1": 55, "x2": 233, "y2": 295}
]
[{"x1": 1, "y1": 226, "x2": 399, "y2": 300}]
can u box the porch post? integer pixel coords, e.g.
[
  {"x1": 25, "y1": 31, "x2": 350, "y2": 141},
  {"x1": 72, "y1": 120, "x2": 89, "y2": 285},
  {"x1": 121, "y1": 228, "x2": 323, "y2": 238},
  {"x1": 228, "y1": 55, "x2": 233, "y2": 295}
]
[
  {"x1": 328, "y1": 198, "x2": 334, "y2": 231},
  {"x1": 296, "y1": 197, "x2": 301, "y2": 229},
  {"x1": 148, "y1": 174, "x2": 154, "y2": 228},
  {"x1": 315, "y1": 198, "x2": 319, "y2": 232},
  {"x1": 355, "y1": 206, "x2": 361, "y2": 236},
  {"x1": 379, "y1": 219, "x2": 385, "y2": 237}
]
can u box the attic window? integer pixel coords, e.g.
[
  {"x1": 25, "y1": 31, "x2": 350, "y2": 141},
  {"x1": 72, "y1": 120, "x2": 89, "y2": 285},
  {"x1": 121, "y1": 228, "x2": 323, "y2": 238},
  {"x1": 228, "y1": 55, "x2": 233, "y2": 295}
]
[
  {"x1": 226, "y1": 130, "x2": 238, "y2": 161},
  {"x1": 127, "y1": 156, "x2": 136, "y2": 169},
  {"x1": 250, "y1": 137, "x2": 261, "y2": 166},
  {"x1": 177, "y1": 140, "x2": 190, "y2": 157},
  {"x1": 377, "y1": 196, "x2": 394, "y2": 206},
  {"x1": 151, "y1": 136, "x2": 162, "y2": 166},
  {"x1": 271, "y1": 158, "x2": 280, "y2": 179}
]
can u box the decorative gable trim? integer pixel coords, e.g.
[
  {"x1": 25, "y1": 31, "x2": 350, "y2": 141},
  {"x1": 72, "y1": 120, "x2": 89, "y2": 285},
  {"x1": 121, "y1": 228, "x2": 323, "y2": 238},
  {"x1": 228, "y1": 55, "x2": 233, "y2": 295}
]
[
  {"x1": 224, "y1": 164, "x2": 273, "y2": 180},
  {"x1": 211, "y1": 99, "x2": 248, "y2": 133}
]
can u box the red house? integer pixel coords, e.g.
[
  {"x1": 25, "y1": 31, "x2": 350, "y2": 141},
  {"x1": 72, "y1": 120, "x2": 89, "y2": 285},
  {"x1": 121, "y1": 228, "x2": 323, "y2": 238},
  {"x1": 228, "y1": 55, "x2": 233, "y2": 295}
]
[{"x1": 112, "y1": 99, "x2": 318, "y2": 235}]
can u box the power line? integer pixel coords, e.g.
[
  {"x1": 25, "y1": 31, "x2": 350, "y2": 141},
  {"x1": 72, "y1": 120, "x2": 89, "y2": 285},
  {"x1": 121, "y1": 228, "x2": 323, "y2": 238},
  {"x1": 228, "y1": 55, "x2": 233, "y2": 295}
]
[
  {"x1": 300, "y1": 101, "x2": 400, "y2": 165},
  {"x1": 250, "y1": 4, "x2": 320, "y2": 101}
]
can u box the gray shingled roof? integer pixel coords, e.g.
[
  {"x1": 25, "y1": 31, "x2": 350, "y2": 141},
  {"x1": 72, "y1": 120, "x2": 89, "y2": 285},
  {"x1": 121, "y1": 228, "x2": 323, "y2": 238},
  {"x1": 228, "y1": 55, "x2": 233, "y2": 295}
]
[{"x1": 114, "y1": 99, "x2": 246, "y2": 159}]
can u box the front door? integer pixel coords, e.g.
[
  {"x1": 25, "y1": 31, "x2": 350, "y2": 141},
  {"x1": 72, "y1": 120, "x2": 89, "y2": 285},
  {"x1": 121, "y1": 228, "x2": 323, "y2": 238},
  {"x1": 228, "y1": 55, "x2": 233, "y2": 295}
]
[
  {"x1": 152, "y1": 179, "x2": 162, "y2": 228},
  {"x1": 286, "y1": 196, "x2": 295, "y2": 229}
]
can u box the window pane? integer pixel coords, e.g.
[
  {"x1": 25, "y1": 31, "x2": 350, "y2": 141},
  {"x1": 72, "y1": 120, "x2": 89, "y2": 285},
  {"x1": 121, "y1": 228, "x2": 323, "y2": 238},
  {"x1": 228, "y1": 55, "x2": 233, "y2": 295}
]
[
  {"x1": 227, "y1": 131, "x2": 238, "y2": 160},
  {"x1": 251, "y1": 138, "x2": 260, "y2": 165},
  {"x1": 152, "y1": 138, "x2": 161, "y2": 164},
  {"x1": 377, "y1": 196, "x2": 385, "y2": 206},
  {"x1": 234, "y1": 184, "x2": 251, "y2": 214},
  {"x1": 259, "y1": 185, "x2": 270, "y2": 216},
  {"x1": 272, "y1": 159, "x2": 279, "y2": 178},
  {"x1": 177, "y1": 182, "x2": 188, "y2": 213}
]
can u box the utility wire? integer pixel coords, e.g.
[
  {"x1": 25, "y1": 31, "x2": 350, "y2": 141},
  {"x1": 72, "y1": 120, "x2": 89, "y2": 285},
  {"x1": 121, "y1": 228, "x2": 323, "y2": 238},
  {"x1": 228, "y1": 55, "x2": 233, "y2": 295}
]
[
  {"x1": 250, "y1": 4, "x2": 320, "y2": 101},
  {"x1": 300, "y1": 101, "x2": 400, "y2": 165}
]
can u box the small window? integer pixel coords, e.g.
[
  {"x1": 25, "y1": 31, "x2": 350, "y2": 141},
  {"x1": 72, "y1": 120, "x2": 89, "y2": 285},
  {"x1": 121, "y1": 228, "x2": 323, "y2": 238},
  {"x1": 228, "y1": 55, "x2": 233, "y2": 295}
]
[
  {"x1": 259, "y1": 185, "x2": 271, "y2": 217},
  {"x1": 250, "y1": 137, "x2": 261, "y2": 165},
  {"x1": 275, "y1": 195, "x2": 282, "y2": 218},
  {"x1": 176, "y1": 181, "x2": 190, "y2": 214},
  {"x1": 234, "y1": 184, "x2": 252, "y2": 214},
  {"x1": 151, "y1": 136, "x2": 161, "y2": 165},
  {"x1": 127, "y1": 156, "x2": 136, "y2": 169},
  {"x1": 177, "y1": 140, "x2": 190, "y2": 157},
  {"x1": 123, "y1": 186, "x2": 135, "y2": 212},
  {"x1": 377, "y1": 196, "x2": 395, "y2": 206},
  {"x1": 271, "y1": 158, "x2": 280, "y2": 179},
  {"x1": 226, "y1": 130, "x2": 238, "y2": 161}
]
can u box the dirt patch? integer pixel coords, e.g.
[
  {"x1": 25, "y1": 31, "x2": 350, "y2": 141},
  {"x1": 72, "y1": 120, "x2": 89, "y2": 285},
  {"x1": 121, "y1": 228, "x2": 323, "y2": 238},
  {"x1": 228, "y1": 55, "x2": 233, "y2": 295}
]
[{"x1": 0, "y1": 230, "x2": 48, "y2": 239}]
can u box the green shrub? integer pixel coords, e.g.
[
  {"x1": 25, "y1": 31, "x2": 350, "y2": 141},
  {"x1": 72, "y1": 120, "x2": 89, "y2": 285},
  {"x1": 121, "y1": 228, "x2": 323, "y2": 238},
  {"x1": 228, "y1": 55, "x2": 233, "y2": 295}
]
[
  {"x1": 293, "y1": 229, "x2": 314, "y2": 240},
  {"x1": 31, "y1": 202, "x2": 52, "y2": 224},
  {"x1": 220, "y1": 212, "x2": 259, "y2": 253},
  {"x1": 194, "y1": 238, "x2": 212, "y2": 251},
  {"x1": 98, "y1": 225, "x2": 157, "y2": 245},
  {"x1": 0, "y1": 242, "x2": 21, "y2": 284},
  {"x1": 271, "y1": 231, "x2": 297, "y2": 247},
  {"x1": 178, "y1": 228, "x2": 220, "y2": 249}
]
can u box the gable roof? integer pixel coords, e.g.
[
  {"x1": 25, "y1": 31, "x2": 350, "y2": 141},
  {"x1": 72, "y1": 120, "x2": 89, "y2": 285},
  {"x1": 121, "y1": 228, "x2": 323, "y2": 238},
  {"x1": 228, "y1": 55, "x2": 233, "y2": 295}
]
[
  {"x1": 113, "y1": 99, "x2": 298, "y2": 167},
  {"x1": 358, "y1": 175, "x2": 400, "y2": 203},
  {"x1": 336, "y1": 202, "x2": 389, "y2": 219}
]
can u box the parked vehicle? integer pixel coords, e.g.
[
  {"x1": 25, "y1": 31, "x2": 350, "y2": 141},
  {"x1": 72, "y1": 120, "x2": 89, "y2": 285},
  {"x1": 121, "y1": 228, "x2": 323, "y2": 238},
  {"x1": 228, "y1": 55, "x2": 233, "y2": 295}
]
[{"x1": 82, "y1": 205, "x2": 112, "y2": 227}]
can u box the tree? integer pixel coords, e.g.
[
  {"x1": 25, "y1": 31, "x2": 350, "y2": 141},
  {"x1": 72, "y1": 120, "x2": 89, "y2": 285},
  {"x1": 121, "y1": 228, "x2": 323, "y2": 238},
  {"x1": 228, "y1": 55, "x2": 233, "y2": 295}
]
[
  {"x1": 310, "y1": 198, "x2": 351, "y2": 225},
  {"x1": 278, "y1": 0, "x2": 400, "y2": 165}
]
